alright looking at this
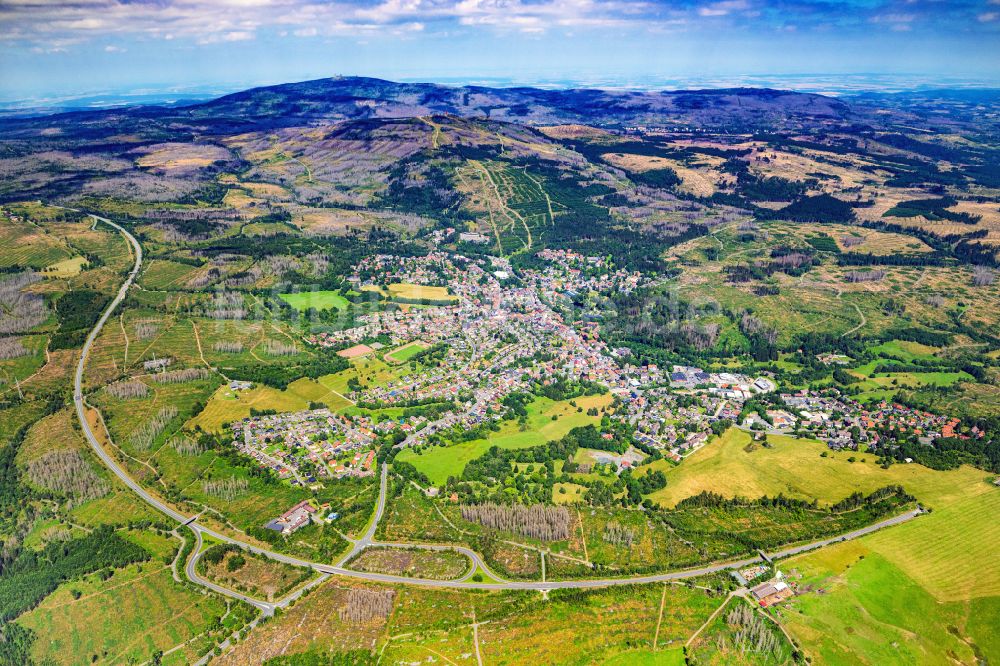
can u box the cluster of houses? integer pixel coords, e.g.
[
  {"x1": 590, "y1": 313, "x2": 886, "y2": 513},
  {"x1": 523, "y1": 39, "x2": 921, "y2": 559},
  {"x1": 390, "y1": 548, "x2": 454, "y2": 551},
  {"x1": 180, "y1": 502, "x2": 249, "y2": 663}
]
[
  {"x1": 259, "y1": 248, "x2": 978, "y2": 495},
  {"x1": 232, "y1": 408, "x2": 375, "y2": 485},
  {"x1": 298, "y1": 252, "x2": 666, "y2": 451},
  {"x1": 780, "y1": 391, "x2": 978, "y2": 452}
]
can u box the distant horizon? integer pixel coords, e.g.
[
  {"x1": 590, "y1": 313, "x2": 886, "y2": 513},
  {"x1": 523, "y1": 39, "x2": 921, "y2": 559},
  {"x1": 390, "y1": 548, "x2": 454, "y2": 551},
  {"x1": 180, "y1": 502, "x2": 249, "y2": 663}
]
[{"x1": 4, "y1": 71, "x2": 1000, "y2": 112}]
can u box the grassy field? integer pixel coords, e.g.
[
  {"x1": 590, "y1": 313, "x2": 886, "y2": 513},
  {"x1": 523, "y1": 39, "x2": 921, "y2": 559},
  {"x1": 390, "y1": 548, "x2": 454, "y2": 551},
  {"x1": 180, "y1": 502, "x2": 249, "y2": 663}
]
[
  {"x1": 386, "y1": 282, "x2": 456, "y2": 302},
  {"x1": 870, "y1": 339, "x2": 940, "y2": 361},
  {"x1": 383, "y1": 340, "x2": 429, "y2": 364},
  {"x1": 643, "y1": 427, "x2": 992, "y2": 508},
  {"x1": 396, "y1": 394, "x2": 612, "y2": 485},
  {"x1": 735, "y1": 436, "x2": 1000, "y2": 665},
  {"x1": 847, "y1": 366, "x2": 974, "y2": 403},
  {"x1": 189, "y1": 376, "x2": 353, "y2": 432},
  {"x1": 278, "y1": 290, "x2": 349, "y2": 311},
  {"x1": 553, "y1": 481, "x2": 587, "y2": 504},
  {"x1": 780, "y1": 485, "x2": 1000, "y2": 665},
  {"x1": 43, "y1": 255, "x2": 88, "y2": 277},
  {"x1": 861, "y1": 482, "x2": 1000, "y2": 600}
]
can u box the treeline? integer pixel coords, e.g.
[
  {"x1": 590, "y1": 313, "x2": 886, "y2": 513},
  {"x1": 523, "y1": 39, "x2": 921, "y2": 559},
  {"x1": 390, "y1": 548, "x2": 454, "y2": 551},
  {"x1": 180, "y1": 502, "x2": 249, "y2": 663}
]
[
  {"x1": 225, "y1": 352, "x2": 349, "y2": 389},
  {"x1": 660, "y1": 485, "x2": 916, "y2": 554},
  {"x1": 755, "y1": 194, "x2": 856, "y2": 224},
  {"x1": 0, "y1": 525, "x2": 150, "y2": 623},
  {"x1": 49, "y1": 289, "x2": 111, "y2": 350},
  {"x1": 884, "y1": 196, "x2": 981, "y2": 225},
  {"x1": 673, "y1": 485, "x2": 913, "y2": 514},
  {"x1": 829, "y1": 485, "x2": 915, "y2": 512}
]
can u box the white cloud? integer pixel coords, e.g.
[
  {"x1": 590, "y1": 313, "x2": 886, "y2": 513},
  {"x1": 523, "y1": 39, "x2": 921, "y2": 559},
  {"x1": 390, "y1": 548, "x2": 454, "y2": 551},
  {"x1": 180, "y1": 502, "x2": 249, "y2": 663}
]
[
  {"x1": 104, "y1": 44, "x2": 126, "y2": 52},
  {"x1": 2, "y1": 0, "x2": 985, "y2": 48},
  {"x1": 0, "y1": 0, "x2": 670, "y2": 44},
  {"x1": 698, "y1": 0, "x2": 750, "y2": 18}
]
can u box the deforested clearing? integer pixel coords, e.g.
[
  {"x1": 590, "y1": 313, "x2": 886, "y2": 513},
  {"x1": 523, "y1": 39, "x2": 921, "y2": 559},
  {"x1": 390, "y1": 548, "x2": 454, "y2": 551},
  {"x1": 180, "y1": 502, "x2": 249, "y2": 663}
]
[
  {"x1": 461, "y1": 502, "x2": 572, "y2": 541},
  {"x1": 339, "y1": 588, "x2": 395, "y2": 624},
  {"x1": 129, "y1": 405, "x2": 178, "y2": 451},
  {"x1": 171, "y1": 434, "x2": 204, "y2": 456},
  {"x1": 25, "y1": 450, "x2": 109, "y2": 503},
  {"x1": 105, "y1": 380, "x2": 150, "y2": 400},
  {"x1": 0, "y1": 336, "x2": 30, "y2": 360},
  {"x1": 133, "y1": 321, "x2": 159, "y2": 340},
  {"x1": 150, "y1": 367, "x2": 210, "y2": 383},
  {"x1": 0, "y1": 271, "x2": 47, "y2": 335},
  {"x1": 202, "y1": 476, "x2": 249, "y2": 500}
]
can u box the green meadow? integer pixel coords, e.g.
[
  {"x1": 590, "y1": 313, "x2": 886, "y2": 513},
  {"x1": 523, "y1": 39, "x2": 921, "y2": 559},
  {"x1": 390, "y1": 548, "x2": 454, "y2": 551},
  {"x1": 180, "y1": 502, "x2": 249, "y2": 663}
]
[
  {"x1": 396, "y1": 394, "x2": 611, "y2": 485},
  {"x1": 278, "y1": 290, "x2": 349, "y2": 311}
]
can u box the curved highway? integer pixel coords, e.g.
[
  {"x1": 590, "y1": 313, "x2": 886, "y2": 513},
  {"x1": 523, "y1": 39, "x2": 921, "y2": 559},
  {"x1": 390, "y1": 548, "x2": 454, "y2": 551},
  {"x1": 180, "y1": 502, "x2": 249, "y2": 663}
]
[{"x1": 73, "y1": 211, "x2": 924, "y2": 605}]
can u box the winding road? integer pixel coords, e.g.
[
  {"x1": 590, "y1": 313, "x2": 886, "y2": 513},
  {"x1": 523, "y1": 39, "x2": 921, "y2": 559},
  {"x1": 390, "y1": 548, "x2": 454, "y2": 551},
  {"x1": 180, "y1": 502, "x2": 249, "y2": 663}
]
[{"x1": 72, "y1": 211, "x2": 924, "y2": 610}]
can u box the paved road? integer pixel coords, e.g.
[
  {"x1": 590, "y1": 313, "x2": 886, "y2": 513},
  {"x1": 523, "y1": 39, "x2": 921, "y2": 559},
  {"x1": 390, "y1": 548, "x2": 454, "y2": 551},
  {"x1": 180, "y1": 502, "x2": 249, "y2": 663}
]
[
  {"x1": 333, "y1": 463, "x2": 500, "y2": 580},
  {"x1": 71, "y1": 211, "x2": 925, "y2": 601},
  {"x1": 186, "y1": 528, "x2": 277, "y2": 615},
  {"x1": 770, "y1": 508, "x2": 924, "y2": 560},
  {"x1": 335, "y1": 463, "x2": 390, "y2": 566}
]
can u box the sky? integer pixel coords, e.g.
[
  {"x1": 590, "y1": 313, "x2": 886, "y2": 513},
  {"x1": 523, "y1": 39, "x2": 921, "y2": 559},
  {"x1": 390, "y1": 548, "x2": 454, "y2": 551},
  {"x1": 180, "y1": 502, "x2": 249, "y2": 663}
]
[{"x1": 2, "y1": 0, "x2": 1000, "y2": 103}]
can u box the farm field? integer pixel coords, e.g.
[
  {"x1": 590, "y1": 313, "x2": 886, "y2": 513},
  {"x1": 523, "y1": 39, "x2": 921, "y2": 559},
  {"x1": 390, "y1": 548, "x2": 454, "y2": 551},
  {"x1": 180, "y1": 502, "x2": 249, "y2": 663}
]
[
  {"x1": 643, "y1": 427, "x2": 992, "y2": 508},
  {"x1": 396, "y1": 394, "x2": 612, "y2": 485},
  {"x1": 780, "y1": 484, "x2": 1000, "y2": 665},
  {"x1": 278, "y1": 290, "x2": 349, "y2": 311},
  {"x1": 386, "y1": 282, "x2": 456, "y2": 302}
]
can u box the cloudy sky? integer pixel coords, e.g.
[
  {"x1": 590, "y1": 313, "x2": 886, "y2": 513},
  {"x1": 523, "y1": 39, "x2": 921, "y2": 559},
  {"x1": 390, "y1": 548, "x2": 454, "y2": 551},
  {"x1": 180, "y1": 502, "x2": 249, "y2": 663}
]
[{"x1": 2, "y1": 0, "x2": 1000, "y2": 101}]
